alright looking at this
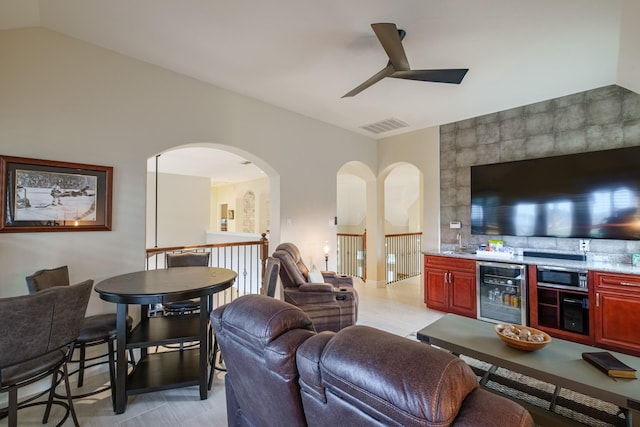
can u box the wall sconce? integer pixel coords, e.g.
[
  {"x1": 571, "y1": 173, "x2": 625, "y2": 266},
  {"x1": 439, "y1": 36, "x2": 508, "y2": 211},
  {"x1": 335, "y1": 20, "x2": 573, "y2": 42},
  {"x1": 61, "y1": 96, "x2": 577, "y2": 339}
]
[{"x1": 323, "y1": 242, "x2": 330, "y2": 271}]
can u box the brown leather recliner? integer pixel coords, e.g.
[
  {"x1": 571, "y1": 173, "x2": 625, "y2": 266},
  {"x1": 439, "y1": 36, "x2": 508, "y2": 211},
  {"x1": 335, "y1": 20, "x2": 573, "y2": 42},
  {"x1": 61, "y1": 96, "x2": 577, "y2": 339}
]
[
  {"x1": 272, "y1": 243, "x2": 357, "y2": 332},
  {"x1": 212, "y1": 295, "x2": 534, "y2": 427},
  {"x1": 210, "y1": 294, "x2": 315, "y2": 427}
]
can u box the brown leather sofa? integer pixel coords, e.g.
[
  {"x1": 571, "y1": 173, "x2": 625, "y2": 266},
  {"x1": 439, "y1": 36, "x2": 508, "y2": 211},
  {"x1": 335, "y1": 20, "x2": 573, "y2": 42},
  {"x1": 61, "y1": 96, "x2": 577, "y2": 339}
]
[{"x1": 211, "y1": 294, "x2": 534, "y2": 427}]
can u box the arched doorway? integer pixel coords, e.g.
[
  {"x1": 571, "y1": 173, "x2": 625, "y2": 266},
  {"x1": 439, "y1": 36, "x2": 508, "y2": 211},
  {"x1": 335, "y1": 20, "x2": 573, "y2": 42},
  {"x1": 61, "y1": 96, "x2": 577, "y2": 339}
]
[
  {"x1": 337, "y1": 162, "x2": 375, "y2": 281},
  {"x1": 382, "y1": 163, "x2": 423, "y2": 283},
  {"x1": 145, "y1": 144, "x2": 279, "y2": 250}
]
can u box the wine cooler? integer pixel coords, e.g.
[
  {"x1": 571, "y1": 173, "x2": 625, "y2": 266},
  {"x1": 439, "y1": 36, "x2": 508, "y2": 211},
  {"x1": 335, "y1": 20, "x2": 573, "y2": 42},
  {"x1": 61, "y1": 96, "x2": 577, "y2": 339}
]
[{"x1": 477, "y1": 261, "x2": 527, "y2": 325}]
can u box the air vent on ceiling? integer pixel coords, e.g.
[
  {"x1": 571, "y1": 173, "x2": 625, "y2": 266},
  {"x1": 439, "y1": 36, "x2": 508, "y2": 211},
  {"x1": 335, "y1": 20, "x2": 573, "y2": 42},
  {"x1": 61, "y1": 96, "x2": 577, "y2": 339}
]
[{"x1": 360, "y1": 118, "x2": 408, "y2": 135}]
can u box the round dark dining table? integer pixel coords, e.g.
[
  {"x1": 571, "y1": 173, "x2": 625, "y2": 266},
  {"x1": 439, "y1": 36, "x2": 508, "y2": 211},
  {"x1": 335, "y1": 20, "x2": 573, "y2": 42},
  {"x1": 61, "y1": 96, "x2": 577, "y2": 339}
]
[{"x1": 95, "y1": 266, "x2": 236, "y2": 414}]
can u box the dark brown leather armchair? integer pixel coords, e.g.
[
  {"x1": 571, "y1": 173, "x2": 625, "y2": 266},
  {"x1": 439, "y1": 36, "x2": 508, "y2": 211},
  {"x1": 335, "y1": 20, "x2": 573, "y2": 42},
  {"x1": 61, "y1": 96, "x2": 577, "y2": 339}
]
[
  {"x1": 211, "y1": 294, "x2": 315, "y2": 427},
  {"x1": 272, "y1": 243, "x2": 357, "y2": 332}
]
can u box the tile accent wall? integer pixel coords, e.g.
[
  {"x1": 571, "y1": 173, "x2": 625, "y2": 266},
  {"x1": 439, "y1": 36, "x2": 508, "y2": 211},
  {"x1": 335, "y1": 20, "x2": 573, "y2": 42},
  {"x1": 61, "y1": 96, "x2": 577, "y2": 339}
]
[{"x1": 440, "y1": 85, "x2": 640, "y2": 262}]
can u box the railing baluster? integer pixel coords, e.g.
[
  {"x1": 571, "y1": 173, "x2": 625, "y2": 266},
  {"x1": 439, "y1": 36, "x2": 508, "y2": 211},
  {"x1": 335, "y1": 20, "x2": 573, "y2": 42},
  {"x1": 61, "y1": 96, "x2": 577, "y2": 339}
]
[
  {"x1": 337, "y1": 233, "x2": 365, "y2": 280},
  {"x1": 146, "y1": 233, "x2": 270, "y2": 304},
  {"x1": 384, "y1": 232, "x2": 422, "y2": 284}
]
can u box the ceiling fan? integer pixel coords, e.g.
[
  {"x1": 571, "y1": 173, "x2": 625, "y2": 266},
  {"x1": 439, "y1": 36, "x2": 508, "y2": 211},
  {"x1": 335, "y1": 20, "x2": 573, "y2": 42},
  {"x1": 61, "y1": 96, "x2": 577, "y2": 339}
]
[{"x1": 342, "y1": 23, "x2": 469, "y2": 98}]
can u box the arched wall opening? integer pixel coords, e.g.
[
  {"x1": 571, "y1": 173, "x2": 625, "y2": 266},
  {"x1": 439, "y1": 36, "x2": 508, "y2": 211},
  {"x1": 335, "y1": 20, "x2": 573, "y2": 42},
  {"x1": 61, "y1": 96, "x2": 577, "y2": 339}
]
[
  {"x1": 383, "y1": 163, "x2": 423, "y2": 234},
  {"x1": 145, "y1": 143, "x2": 280, "y2": 251},
  {"x1": 380, "y1": 162, "x2": 423, "y2": 284},
  {"x1": 337, "y1": 161, "x2": 376, "y2": 281}
]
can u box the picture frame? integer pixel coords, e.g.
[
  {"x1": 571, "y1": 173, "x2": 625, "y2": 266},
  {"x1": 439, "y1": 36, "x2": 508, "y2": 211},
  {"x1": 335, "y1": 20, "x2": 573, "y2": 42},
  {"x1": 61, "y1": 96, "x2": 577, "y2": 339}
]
[
  {"x1": 0, "y1": 156, "x2": 113, "y2": 232},
  {"x1": 228, "y1": 209, "x2": 235, "y2": 220}
]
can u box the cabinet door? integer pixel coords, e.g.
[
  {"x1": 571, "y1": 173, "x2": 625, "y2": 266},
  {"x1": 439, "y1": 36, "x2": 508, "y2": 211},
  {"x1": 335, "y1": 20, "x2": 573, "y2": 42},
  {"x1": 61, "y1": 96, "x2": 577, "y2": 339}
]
[
  {"x1": 594, "y1": 272, "x2": 640, "y2": 356},
  {"x1": 424, "y1": 267, "x2": 448, "y2": 311},
  {"x1": 449, "y1": 270, "x2": 477, "y2": 318}
]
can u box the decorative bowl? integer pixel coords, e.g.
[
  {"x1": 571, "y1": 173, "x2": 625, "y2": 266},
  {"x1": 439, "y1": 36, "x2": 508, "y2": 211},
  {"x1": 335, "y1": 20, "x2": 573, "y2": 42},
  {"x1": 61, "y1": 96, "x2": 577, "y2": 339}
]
[{"x1": 494, "y1": 323, "x2": 552, "y2": 351}]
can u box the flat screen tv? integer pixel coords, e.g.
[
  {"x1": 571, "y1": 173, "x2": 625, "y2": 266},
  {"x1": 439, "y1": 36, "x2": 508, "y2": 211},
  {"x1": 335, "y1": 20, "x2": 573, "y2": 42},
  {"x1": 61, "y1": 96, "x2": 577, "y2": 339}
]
[{"x1": 470, "y1": 146, "x2": 640, "y2": 240}]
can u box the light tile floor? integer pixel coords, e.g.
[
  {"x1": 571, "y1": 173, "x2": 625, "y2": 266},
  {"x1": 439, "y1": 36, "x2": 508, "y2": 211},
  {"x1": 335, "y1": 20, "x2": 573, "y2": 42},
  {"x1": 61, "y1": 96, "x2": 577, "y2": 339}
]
[{"x1": 4, "y1": 276, "x2": 445, "y2": 426}]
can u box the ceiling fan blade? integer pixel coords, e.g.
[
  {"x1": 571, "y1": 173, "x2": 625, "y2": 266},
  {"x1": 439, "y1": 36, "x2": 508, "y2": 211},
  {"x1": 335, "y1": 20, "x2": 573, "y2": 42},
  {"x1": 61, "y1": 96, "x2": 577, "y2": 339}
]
[
  {"x1": 342, "y1": 64, "x2": 395, "y2": 98},
  {"x1": 371, "y1": 23, "x2": 410, "y2": 71},
  {"x1": 391, "y1": 68, "x2": 469, "y2": 84}
]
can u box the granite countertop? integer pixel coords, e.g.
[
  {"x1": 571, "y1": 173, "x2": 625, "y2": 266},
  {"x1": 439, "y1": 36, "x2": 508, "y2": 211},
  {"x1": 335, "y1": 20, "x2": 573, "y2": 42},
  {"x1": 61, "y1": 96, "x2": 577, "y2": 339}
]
[{"x1": 423, "y1": 250, "x2": 640, "y2": 276}]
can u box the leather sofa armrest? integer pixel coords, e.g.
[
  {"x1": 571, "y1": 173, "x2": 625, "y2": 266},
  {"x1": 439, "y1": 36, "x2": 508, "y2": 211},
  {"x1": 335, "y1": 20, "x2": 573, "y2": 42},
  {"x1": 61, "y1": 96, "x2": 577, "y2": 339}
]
[
  {"x1": 453, "y1": 389, "x2": 535, "y2": 427},
  {"x1": 299, "y1": 283, "x2": 334, "y2": 292},
  {"x1": 297, "y1": 331, "x2": 335, "y2": 403},
  {"x1": 321, "y1": 271, "x2": 354, "y2": 287},
  {"x1": 320, "y1": 270, "x2": 337, "y2": 278},
  {"x1": 265, "y1": 328, "x2": 316, "y2": 377}
]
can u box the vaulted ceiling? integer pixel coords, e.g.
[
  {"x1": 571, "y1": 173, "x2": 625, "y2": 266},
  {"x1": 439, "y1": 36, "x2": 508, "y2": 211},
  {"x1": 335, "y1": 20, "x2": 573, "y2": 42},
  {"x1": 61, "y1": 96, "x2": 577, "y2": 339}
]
[{"x1": 2, "y1": 0, "x2": 638, "y2": 140}]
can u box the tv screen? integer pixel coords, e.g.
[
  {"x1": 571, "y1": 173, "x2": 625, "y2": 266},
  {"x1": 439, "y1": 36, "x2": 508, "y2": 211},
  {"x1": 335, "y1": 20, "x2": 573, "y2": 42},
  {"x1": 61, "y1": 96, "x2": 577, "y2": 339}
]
[{"x1": 470, "y1": 146, "x2": 640, "y2": 240}]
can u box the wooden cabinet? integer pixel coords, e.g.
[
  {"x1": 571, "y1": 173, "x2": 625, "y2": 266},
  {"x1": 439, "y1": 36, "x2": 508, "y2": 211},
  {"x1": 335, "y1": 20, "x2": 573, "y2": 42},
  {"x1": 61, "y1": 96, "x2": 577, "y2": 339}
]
[
  {"x1": 424, "y1": 255, "x2": 640, "y2": 355},
  {"x1": 593, "y1": 271, "x2": 640, "y2": 356},
  {"x1": 424, "y1": 255, "x2": 477, "y2": 318},
  {"x1": 528, "y1": 265, "x2": 594, "y2": 345}
]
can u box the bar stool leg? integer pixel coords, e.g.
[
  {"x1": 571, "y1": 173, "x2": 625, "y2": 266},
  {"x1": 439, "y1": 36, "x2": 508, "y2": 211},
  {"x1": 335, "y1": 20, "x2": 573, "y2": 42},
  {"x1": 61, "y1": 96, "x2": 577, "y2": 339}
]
[{"x1": 77, "y1": 344, "x2": 86, "y2": 387}]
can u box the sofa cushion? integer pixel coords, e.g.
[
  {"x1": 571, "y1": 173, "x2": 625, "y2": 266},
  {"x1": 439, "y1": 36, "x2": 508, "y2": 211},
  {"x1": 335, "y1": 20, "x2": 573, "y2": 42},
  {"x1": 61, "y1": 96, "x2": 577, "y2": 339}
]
[{"x1": 313, "y1": 325, "x2": 479, "y2": 426}]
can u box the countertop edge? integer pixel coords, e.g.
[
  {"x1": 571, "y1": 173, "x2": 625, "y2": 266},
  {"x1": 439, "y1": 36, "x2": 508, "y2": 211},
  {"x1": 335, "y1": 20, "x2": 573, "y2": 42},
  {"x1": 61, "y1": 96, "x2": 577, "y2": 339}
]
[{"x1": 423, "y1": 251, "x2": 640, "y2": 275}]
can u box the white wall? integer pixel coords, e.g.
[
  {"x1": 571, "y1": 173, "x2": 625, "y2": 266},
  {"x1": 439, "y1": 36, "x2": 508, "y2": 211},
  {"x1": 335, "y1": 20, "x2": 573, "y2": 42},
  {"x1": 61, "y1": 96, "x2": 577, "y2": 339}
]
[
  {"x1": 617, "y1": 0, "x2": 640, "y2": 94},
  {"x1": 384, "y1": 164, "x2": 421, "y2": 233},
  {"x1": 146, "y1": 172, "x2": 211, "y2": 247},
  {"x1": 0, "y1": 28, "x2": 376, "y2": 306},
  {"x1": 337, "y1": 173, "x2": 366, "y2": 230}
]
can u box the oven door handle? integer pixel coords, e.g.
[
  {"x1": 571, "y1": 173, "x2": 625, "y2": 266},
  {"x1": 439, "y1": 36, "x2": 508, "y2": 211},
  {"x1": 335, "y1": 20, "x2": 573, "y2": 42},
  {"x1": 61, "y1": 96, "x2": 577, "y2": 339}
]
[{"x1": 537, "y1": 265, "x2": 588, "y2": 274}]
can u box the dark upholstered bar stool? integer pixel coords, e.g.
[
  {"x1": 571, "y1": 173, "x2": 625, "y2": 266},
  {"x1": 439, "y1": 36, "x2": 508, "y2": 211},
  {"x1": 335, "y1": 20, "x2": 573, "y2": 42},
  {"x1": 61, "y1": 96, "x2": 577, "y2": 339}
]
[
  {"x1": 160, "y1": 251, "x2": 212, "y2": 354},
  {"x1": 25, "y1": 266, "x2": 133, "y2": 410},
  {"x1": 163, "y1": 251, "x2": 211, "y2": 314},
  {"x1": 0, "y1": 280, "x2": 93, "y2": 427}
]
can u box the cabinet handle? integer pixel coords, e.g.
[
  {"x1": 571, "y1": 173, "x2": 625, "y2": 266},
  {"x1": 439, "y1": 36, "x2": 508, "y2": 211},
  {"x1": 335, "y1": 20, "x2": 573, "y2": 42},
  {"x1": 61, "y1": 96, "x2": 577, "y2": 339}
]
[
  {"x1": 449, "y1": 272, "x2": 453, "y2": 284},
  {"x1": 596, "y1": 293, "x2": 599, "y2": 307},
  {"x1": 619, "y1": 281, "x2": 640, "y2": 288}
]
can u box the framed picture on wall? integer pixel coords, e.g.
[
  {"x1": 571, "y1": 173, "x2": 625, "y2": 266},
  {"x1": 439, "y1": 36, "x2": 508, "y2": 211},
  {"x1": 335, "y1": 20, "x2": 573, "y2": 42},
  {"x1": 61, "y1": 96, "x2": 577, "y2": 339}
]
[
  {"x1": 228, "y1": 209, "x2": 235, "y2": 220},
  {"x1": 0, "y1": 155, "x2": 113, "y2": 232}
]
